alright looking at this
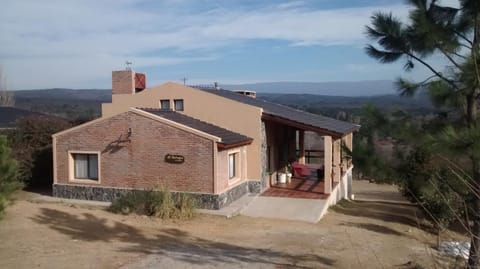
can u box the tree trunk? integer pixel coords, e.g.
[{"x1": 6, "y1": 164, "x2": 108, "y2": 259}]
[
  {"x1": 467, "y1": 89, "x2": 480, "y2": 268},
  {"x1": 466, "y1": 95, "x2": 477, "y2": 125},
  {"x1": 468, "y1": 165, "x2": 480, "y2": 269}
]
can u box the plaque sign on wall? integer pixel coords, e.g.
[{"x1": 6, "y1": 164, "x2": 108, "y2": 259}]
[{"x1": 165, "y1": 154, "x2": 185, "y2": 164}]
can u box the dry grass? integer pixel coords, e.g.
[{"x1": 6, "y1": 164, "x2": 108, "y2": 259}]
[{"x1": 109, "y1": 189, "x2": 197, "y2": 219}]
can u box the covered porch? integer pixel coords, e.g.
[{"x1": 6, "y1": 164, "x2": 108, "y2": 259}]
[
  {"x1": 262, "y1": 178, "x2": 333, "y2": 199},
  {"x1": 262, "y1": 114, "x2": 354, "y2": 200}
]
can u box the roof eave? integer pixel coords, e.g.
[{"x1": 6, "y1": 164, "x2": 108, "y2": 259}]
[
  {"x1": 261, "y1": 113, "x2": 355, "y2": 138},
  {"x1": 217, "y1": 139, "x2": 254, "y2": 150}
]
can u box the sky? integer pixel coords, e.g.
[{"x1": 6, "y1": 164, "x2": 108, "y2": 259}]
[{"x1": 0, "y1": 0, "x2": 457, "y2": 90}]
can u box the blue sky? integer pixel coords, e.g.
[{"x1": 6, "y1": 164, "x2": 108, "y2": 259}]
[{"x1": 0, "y1": 0, "x2": 454, "y2": 90}]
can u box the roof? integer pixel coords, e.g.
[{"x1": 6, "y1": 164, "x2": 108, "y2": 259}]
[
  {"x1": 139, "y1": 108, "x2": 253, "y2": 149},
  {"x1": 196, "y1": 88, "x2": 359, "y2": 136}
]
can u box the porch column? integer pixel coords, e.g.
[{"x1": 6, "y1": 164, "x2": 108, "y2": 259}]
[
  {"x1": 342, "y1": 133, "x2": 353, "y2": 170},
  {"x1": 323, "y1": 135, "x2": 332, "y2": 194},
  {"x1": 345, "y1": 133, "x2": 353, "y2": 151},
  {"x1": 299, "y1": 130, "x2": 305, "y2": 164},
  {"x1": 333, "y1": 139, "x2": 341, "y2": 183}
]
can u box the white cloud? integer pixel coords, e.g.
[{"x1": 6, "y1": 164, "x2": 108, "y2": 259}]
[{"x1": 0, "y1": 0, "x2": 411, "y2": 89}]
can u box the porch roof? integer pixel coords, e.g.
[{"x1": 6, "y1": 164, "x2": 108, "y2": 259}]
[
  {"x1": 139, "y1": 108, "x2": 253, "y2": 149},
  {"x1": 198, "y1": 88, "x2": 359, "y2": 136}
]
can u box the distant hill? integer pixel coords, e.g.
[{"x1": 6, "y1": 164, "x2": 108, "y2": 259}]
[
  {"x1": 0, "y1": 107, "x2": 45, "y2": 128},
  {"x1": 256, "y1": 92, "x2": 433, "y2": 110},
  {"x1": 8, "y1": 83, "x2": 434, "y2": 120},
  {"x1": 10, "y1": 89, "x2": 110, "y2": 120},
  {"x1": 222, "y1": 80, "x2": 395, "y2": 96},
  {"x1": 14, "y1": 88, "x2": 111, "y2": 101}
]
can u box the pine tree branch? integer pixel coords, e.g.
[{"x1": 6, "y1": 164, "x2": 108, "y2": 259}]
[
  {"x1": 404, "y1": 51, "x2": 459, "y2": 90},
  {"x1": 453, "y1": 30, "x2": 474, "y2": 47},
  {"x1": 459, "y1": 43, "x2": 473, "y2": 50},
  {"x1": 438, "y1": 47, "x2": 462, "y2": 69},
  {"x1": 452, "y1": 51, "x2": 468, "y2": 59},
  {"x1": 472, "y1": 13, "x2": 480, "y2": 98},
  {"x1": 420, "y1": 75, "x2": 439, "y2": 85}
]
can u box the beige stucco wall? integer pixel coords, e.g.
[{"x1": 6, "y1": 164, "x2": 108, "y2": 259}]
[
  {"x1": 102, "y1": 82, "x2": 263, "y2": 180},
  {"x1": 216, "y1": 146, "x2": 248, "y2": 194}
]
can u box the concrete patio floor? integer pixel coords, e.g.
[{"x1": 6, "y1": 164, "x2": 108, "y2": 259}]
[{"x1": 240, "y1": 196, "x2": 327, "y2": 223}]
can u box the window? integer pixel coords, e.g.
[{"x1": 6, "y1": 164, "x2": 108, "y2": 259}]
[
  {"x1": 228, "y1": 153, "x2": 237, "y2": 179},
  {"x1": 174, "y1": 99, "x2": 184, "y2": 111},
  {"x1": 73, "y1": 153, "x2": 98, "y2": 180},
  {"x1": 160, "y1": 99, "x2": 170, "y2": 110}
]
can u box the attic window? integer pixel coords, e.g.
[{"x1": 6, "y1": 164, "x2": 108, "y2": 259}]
[
  {"x1": 160, "y1": 99, "x2": 170, "y2": 110},
  {"x1": 174, "y1": 99, "x2": 184, "y2": 111}
]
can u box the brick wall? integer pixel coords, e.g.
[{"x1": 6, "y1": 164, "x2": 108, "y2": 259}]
[
  {"x1": 55, "y1": 111, "x2": 215, "y2": 193},
  {"x1": 112, "y1": 70, "x2": 135, "y2": 95}
]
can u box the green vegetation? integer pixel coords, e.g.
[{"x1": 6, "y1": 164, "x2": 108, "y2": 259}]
[
  {"x1": 9, "y1": 115, "x2": 71, "y2": 186},
  {"x1": 365, "y1": 0, "x2": 480, "y2": 266},
  {"x1": 109, "y1": 189, "x2": 197, "y2": 219},
  {"x1": 0, "y1": 135, "x2": 22, "y2": 217}
]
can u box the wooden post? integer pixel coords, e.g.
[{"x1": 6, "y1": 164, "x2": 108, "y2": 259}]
[
  {"x1": 344, "y1": 133, "x2": 353, "y2": 168},
  {"x1": 299, "y1": 130, "x2": 305, "y2": 164},
  {"x1": 333, "y1": 139, "x2": 341, "y2": 182},
  {"x1": 323, "y1": 135, "x2": 332, "y2": 194}
]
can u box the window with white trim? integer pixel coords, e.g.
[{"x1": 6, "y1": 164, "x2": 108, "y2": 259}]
[
  {"x1": 228, "y1": 152, "x2": 238, "y2": 179},
  {"x1": 73, "y1": 153, "x2": 98, "y2": 180}
]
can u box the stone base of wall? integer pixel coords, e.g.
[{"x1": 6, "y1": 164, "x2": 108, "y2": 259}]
[
  {"x1": 247, "y1": 181, "x2": 262, "y2": 193},
  {"x1": 53, "y1": 181, "x2": 257, "y2": 210}
]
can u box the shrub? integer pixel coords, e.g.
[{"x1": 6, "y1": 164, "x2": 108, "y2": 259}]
[
  {"x1": 174, "y1": 192, "x2": 197, "y2": 219},
  {"x1": 109, "y1": 189, "x2": 197, "y2": 219},
  {"x1": 9, "y1": 115, "x2": 71, "y2": 186},
  {"x1": 0, "y1": 135, "x2": 22, "y2": 217}
]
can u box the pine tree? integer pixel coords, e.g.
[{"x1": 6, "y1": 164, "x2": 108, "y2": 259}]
[
  {"x1": 0, "y1": 135, "x2": 21, "y2": 216},
  {"x1": 365, "y1": 0, "x2": 480, "y2": 266}
]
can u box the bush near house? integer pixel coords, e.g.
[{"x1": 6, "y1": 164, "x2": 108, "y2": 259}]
[
  {"x1": 109, "y1": 189, "x2": 197, "y2": 219},
  {"x1": 0, "y1": 135, "x2": 22, "y2": 217},
  {"x1": 9, "y1": 115, "x2": 71, "y2": 187}
]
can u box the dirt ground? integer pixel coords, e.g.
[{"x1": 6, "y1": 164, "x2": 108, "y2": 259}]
[{"x1": 0, "y1": 181, "x2": 467, "y2": 269}]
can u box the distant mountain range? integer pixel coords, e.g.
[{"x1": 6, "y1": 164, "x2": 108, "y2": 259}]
[
  {"x1": 14, "y1": 88, "x2": 111, "y2": 101},
  {"x1": 16, "y1": 80, "x2": 397, "y2": 97},
  {"x1": 0, "y1": 80, "x2": 435, "y2": 127},
  {"x1": 222, "y1": 80, "x2": 396, "y2": 96}
]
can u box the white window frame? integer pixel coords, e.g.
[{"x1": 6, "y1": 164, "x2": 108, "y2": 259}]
[
  {"x1": 228, "y1": 149, "x2": 241, "y2": 185},
  {"x1": 68, "y1": 150, "x2": 101, "y2": 184}
]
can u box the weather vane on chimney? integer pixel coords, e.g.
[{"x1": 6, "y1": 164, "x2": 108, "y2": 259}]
[{"x1": 125, "y1": 61, "x2": 132, "y2": 71}]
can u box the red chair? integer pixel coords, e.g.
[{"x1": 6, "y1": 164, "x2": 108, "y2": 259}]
[{"x1": 292, "y1": 162, "x2": 311, "y2": 178}]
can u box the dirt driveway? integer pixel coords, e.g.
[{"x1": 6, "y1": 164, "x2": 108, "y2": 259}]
[{"x1": 0, "y1": 181, "x2": 466, "y2": 269}]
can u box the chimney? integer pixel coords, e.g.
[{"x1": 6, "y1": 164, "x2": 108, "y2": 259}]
[
  {"x1": 135, "y1": 73, "x2": 146, "y2": 92},
  {"x1": 112, "y1": 70, "x2": 146, "y2": 95}
]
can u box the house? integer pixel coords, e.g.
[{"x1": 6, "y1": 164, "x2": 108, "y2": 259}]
[{"x1": 52, "y1": 70, "x2": 359, "y2": 209}]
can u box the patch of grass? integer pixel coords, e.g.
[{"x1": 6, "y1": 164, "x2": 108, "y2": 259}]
[
  {"x1": 174, "y1": 192, "x2": 196, "y2": 219},
  {"x1": 330, "y1": 199, "x2": 357, "y2": 211},
  {"x1": 109, "y1": 189, "x2": 197, "y2": 219}
]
